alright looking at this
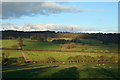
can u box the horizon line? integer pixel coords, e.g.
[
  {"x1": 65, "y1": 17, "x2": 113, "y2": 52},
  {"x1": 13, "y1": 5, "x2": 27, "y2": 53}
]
[{"x1": 1, "y1": 30, "x2": 119, "y2": 34}]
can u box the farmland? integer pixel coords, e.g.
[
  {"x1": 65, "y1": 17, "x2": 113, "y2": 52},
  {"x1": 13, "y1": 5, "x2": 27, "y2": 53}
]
[
  {"x1": 1, "y1": 1, "x2": 119, "y2": 79},
  {"x1": 1, "y1": 31, "x2": 120, "y2": 79},
  {"x1": 3, "y1": 63, "x2": 119, "y2": 78},
  {"x1": 2, "y1": 39, "x2": 118, "y2": 52}
]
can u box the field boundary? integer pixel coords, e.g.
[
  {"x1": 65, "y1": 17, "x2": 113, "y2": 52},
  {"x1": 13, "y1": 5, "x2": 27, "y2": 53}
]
[
  {"x1": 1, "y1": 48, "x2": 119, "y2": 54},
  {"x1": 21, "y1": 51, "x2": 32, "y2": 62}
]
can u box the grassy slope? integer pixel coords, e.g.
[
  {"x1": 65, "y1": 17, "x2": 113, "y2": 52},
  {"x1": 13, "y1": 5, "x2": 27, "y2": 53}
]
[{"x1": 3, "y1": 63, "x2": 119, "y2": 79}]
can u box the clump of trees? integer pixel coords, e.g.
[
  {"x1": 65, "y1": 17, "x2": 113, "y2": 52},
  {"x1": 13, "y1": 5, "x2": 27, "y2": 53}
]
[
  {"x1": 17, "y1": 57, "x2": 25, "y2": 64},
  {"x1": 67, "y1": 55, "x2": 118, "y2": 64},
  {"x1": 17, "y1": 37, "x2": 23, "y2": 50},
  {"x1": 71, "y1": 36, "x2": 81, "y2": 43},
  {"x1": 30, "y1": 35, "x2": 37, "y2": 40},
  {"x1": 60, "y1": 43, "x2": 76, "y2": 49},
  {"x1": 52, "y1": 39, "x2": 69, "y2": 44},
  {"x1": 2, "y1": 52, "x2": 12, "y2": 65},
  {"x1": 45, "y1": 56, "x2": 56, "y2": 63},
  {"x1": 30, "y1": 34, "x2": 47, "y2": 42}
]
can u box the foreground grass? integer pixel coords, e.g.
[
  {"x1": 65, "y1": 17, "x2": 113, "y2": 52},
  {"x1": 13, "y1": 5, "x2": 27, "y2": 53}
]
[{"x1": 2, "y1": 63, "x2": 119, "y2": 79}]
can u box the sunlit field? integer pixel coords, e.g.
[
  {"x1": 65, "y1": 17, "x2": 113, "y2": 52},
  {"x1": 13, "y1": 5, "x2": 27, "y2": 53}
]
[
  {"x1": 2, "y1": 39, "x2": 118, "y2": 52},
  {"x1": 1, "y1": 1, "x2": 119, "y2": 79},
  {"x1": 2, "y1": 38, "x2": 119, "y2": 79},
  {"x1": 3, "y1": 63, "x2": 119, "y2": 78}
]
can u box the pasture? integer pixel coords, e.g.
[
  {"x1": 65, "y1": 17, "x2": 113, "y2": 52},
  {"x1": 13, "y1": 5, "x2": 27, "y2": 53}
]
[
  {"x1": 2, "y1": 39, "x2": 118, "y2": 52},
  {"x1": 2, "y1": 50, "x2": 118, "y2": 62},
  {"x1": 3, "y1": 63, "x2": 119, "y2": 78},
  {"x1": 2, "y1": 38, "x2": 119, "y2": 79}
]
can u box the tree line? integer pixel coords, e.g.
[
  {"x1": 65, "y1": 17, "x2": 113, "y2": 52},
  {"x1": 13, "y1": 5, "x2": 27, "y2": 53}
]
[{"x1": 1, "y1": 30, "x2": 120, "y2": 44}]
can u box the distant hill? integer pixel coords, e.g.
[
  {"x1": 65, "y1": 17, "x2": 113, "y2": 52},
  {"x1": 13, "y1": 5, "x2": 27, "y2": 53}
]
[{"x1": 1, "y1": 30, "x2": 120, "y2": 44}]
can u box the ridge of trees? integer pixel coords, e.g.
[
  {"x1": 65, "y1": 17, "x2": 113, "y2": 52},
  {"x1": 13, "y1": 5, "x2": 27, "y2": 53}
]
[{"x1": 1, "y1": 30, "x2": 120, "y2": 44}]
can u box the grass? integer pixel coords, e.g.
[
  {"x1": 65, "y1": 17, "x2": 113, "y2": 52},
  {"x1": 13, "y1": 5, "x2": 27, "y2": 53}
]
[
  {"x1": 2, "y1": 39, "x2": 19, "y2": 48},
  {"x1": 2, "y1": 50, "x2": 119, "y2": 63},
  {"x1": 2, "y1": 39, "x2": 118, "y2": 53},
  {"x1": 2, "y1": 50, "x2": 22, "y2": 58},
  {"x1": 2, "y1": 50, "x2": 23, "y2": 63},
  {"x1": 2, "y1": 39, "x2": 119, "y2": 79},
  {"x1": 2, "y1": 63, "x2": 119, "y2": 79},
  {"x1": 25, "y1": 51, "x2": 118, "y2": 61},
  {"x1": 22, "y1": 39, "x2": 60, "y2": 50}
]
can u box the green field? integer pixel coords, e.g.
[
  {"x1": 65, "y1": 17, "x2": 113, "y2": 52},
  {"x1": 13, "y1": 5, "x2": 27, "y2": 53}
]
[
  {"x1": 2, "y1": 50, "x2": 118, "y2": 62},
  {"x1": 2, "y1": 39, "x2": 119, "y2": 79},
  {"x1": 2, "y1": 40, "x2": 19, "y2": 48},
  {"x1": 2, "y1": 39, "x2": 118, "y2": 52},
  {"x1": 3, "y1": 63, "x2": 119, "y2": 78}
]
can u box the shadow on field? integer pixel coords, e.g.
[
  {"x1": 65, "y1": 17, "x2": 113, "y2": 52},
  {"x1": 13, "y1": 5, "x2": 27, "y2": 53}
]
[
  {"x1": 9, "y1": 58, "x2": 18, "y2": 63},
  {"x1": 22, "y1": 45, "x2": 26, "y2": 46},
  {"x1": 3, "y1": 66, "x2": 59, "y2": 78},
  {"x1": 50, "y1": 67, "x2": 79, "y2": 79},
  {"x1": 95, "y1": 68, "x2": 119, "y2": 79},
  {"x1": 79, "y1": 68, "x2": 119, "y2": 79},
  {"x1": 3, "y1": 64, "x2": 43, "y2": 71}
]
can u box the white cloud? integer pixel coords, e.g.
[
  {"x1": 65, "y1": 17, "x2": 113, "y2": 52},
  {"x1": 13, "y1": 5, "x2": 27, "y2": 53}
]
[
  {"x1": 102, "y1": 29, "x2": 118, "y2": 33},
  {"x1": 2, "y1": 2, "x2": 106, "y2": 19},
  {"x1": 7, "y1": 23, "x2": 100, "y2": 32},
  {"x1": 1, "y1": 22, "x2": 14, "y2": 26}
]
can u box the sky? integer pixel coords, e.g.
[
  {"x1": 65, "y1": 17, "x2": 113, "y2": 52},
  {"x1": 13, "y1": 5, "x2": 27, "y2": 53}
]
[{"x1": 1, "y1": 2, "x2": 118, "y2": 33}]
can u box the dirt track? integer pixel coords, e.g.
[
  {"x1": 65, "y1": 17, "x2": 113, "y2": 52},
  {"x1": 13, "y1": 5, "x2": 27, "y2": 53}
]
[{"x1": 1, "y1": 48, "x2": 119, "y2": 54}]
